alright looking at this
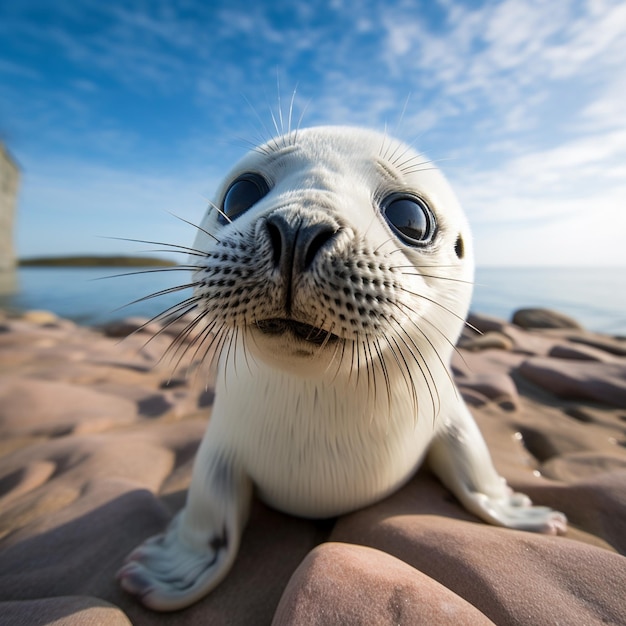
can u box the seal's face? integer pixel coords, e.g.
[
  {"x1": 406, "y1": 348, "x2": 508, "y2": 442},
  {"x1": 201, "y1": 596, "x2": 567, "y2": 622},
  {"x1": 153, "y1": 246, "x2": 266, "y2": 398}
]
[{"x1": 192, "y1": 126, "x2": 473, "y2": 378}]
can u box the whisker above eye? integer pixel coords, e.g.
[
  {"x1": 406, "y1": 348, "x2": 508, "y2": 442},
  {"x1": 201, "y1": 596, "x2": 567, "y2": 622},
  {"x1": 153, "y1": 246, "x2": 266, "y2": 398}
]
[{"x1": 166, "y1": 211, "x2": 221, "y2": 243}]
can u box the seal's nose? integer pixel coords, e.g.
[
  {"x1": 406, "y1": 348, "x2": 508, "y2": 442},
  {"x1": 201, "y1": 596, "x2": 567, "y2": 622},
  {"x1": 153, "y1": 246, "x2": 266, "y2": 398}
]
[{"x1": 265, "y1": 213, "x2": 336, "y2": 278}]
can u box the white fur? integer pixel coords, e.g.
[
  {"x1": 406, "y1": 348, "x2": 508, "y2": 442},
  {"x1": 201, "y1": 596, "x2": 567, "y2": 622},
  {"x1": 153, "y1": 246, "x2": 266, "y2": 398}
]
[{"x1": 118, "y1": 127, "x2": 567, "y2": 611}]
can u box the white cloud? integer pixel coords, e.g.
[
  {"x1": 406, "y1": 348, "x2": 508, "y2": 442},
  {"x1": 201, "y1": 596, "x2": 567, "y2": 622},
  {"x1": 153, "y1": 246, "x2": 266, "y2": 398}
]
[
  {"x1": 473, "y1": 200, "x2": 626, "y2": 267},
  {"x1": 3, "y1": 0, "x2": 626, "y2": 270}
]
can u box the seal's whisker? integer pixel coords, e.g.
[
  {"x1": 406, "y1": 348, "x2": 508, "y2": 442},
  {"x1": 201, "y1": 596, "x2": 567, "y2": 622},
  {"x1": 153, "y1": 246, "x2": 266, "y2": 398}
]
[
  {"x1": 97, "y1": 267, "x2": 201, "y2": 284},
  {"x1": 397, "y1": 285, "x2": 473, "y2": 329},
  {"x1": 101, "y1": 236, "x2": 210, "y2": 256},
  {"x1": 135, "y1": 298, "x2": 202, "y2": 355},
  {"x1": 116, "y1": 283, "x2": 202, "y2": 311},
  {"x1": 112, "y1": 297, "x2": 200, "y2": 356},
  {"x1": 393, "y1": 301, "x2": 458, "y2": 404},
  {"x1": 384, "y1": 334, "x2": 419, "y2": 420},
  {"x1": 166, "y1": 211, "x2": 221, "y2": 243},
  {"x1": 364, "y1": 339, "x2": 378, "y2": 415},
  {"x1": 275, "y1": 76, "x2": 285, "y2": 140},
  {"x1": 239, "y1": 325, "x2": 253, "y2": 375},
  {"x1": 396, "y1": 153, "x2": 454, "y2": 175},
  {"x1": 328, "y1": 336, "x2": 347, "y2": 385},
  {"x1": 184, "y1": 318, "x2": 221, "y2": 375},
  {"x1": 385, "y1": 137, "x2": 413, "y2": 170},
  {"x1": 420, "y1": 314, "x2": 471, "y2": 373},
  {"x1": 397, "y1": 271, "x2": 475, "y2": 285},
  {"x1": 162, "y1": 309, "x2": 214, "y2": 370},
  {"x1": 379, "y1": 122, "x2": 389, "y2": 161},
  {"x1": 229, "y1": 326, "x2": 240, "y2": 378},
  {"x1": 349, "y1": 338, "x2": 360, "y2": 387},
  {"x1": 287, "y1": 85, "x2": 298, "y2": 137},
  {"x1": 294, "y1": 96, "x2": 310, "y2": 143},
  {"x1": 394, "y1": 155, "x2": 432, "y2": 173},
  {"x1": 242, "y1": 93, "x2": 277, "y2": 153},
  {"x1": 373, "y1": 236, "x2": 398, "y2": 255},
  {"x1": 206, "y1": 199, "x2": 232, "y2": 225},
  {"x1": 318, "y1": 322, "x2": 337, "y2": 361},
  {"x1": 391, "y1": 318, "x2": 440, "y2": 418},
  {"x1": 163, "y1": 310, "x2": 205, "y2": 357},
  {"x1": 372, "y1": 337, "x2": 392, "y2": 417},
  {"x1": 222, "y1": 327, "x2": 239, "y2": 391},
  {"x1": 191, "y1": 322, "x2": 229, "y2": 387},
  {"x1": 234, "y1": 135, "x2": 272, "y2": 156}
]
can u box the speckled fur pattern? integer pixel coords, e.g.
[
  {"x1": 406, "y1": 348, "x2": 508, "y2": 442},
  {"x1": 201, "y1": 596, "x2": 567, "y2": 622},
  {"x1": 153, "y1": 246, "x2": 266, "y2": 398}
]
[{"x1": 117, "y1": 126, "x2": 567, "y2": 611}]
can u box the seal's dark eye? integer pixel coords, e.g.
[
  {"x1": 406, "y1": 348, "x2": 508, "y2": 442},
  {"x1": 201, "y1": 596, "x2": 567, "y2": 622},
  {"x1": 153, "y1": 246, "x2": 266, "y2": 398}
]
[
  {"x1": 221, "y1": 173, "x2": 270, "y2": 222},
  {"x1": 382, "y1": 194, "x2": 435, "y2": 246}
]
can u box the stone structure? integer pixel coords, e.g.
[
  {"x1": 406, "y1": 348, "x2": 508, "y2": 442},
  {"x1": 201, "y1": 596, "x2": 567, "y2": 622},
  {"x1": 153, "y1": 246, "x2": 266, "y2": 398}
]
[{"x1": 0, "y1": 143, "x2": 19, "y2": 270}]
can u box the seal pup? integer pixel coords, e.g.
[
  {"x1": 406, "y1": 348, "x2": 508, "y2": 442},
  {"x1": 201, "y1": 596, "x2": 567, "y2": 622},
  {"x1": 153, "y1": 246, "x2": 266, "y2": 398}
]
[{"x1": 117, "y1": 126, "x2": 567, "y2": 610}]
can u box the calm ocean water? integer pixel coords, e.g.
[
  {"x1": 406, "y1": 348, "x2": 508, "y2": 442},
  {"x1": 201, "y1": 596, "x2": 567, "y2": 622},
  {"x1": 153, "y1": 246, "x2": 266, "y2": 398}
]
[{"x1": 1, "y1": 266, "x2": 625, "y2": 336}]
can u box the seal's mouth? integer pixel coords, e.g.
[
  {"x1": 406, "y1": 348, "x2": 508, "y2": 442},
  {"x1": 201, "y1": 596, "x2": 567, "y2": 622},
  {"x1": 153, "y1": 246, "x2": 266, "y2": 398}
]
[{"x1": 254, "y1": 319, "x2": 339, "y2": 345}]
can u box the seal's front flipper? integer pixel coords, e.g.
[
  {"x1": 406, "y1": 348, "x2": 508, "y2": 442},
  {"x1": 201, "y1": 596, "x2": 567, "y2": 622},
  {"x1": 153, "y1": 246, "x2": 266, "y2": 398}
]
[
  {"x1": 428, "y1": 402, "x2": 567, "y2": 535},
  {"x1": 117, "y1": 450, "x2": 252, "y2": 611}
]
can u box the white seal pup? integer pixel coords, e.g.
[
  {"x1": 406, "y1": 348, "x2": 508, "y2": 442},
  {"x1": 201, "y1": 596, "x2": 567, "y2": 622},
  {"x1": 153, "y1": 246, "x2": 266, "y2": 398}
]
[{"x1": 117, "y1": 126, "x2": 567, "y2": 610}]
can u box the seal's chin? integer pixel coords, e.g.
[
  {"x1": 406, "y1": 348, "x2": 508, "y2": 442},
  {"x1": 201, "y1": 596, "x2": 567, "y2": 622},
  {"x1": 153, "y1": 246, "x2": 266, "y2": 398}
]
[{"x1": 254, "y1": 319, "x2": 340, "y2": 345}]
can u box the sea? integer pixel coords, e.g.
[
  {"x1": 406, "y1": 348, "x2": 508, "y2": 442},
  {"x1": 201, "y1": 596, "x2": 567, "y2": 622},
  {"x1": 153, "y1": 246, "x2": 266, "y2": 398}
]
[{"x1": 1, "y1": 266, "x2": 625, "y2": 336}]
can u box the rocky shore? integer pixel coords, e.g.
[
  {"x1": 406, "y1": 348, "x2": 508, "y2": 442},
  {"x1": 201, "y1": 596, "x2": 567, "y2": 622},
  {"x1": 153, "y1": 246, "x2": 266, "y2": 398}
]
[{"x1": 0, "y1": 308, "x2": 624, "y2": 624}]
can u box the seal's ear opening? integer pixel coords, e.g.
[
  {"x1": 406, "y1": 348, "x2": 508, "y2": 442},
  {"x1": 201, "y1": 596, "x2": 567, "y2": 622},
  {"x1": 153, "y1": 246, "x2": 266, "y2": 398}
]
[{"x1": 454, "y1": 235, "x2": 465, "y2": 259}]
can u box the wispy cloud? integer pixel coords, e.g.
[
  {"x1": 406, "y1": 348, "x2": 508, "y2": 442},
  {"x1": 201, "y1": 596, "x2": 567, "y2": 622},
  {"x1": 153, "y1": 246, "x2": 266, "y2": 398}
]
[{"x1": 1, "y1": 0, "x2": 625, "y2": 266}]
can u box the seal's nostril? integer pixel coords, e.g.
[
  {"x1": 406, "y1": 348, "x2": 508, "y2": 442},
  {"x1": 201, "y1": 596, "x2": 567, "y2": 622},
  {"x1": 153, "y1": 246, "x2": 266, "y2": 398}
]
[
  {"x1": 265, "y1": 213, "x2": 337, "y2": 276},
  {"x1": 304, "y1": 227, "x2": 335, "y2": 269},
  {"x1": 266, "y1": 220, "x2": 283, "y2": 268}
]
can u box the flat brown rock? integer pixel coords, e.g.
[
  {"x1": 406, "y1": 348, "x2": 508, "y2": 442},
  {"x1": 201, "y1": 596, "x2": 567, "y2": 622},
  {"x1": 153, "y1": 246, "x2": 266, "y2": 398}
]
[
  {"x1": 0, "y1": 310, "x2": 625, "y2": 624},
  {"x1": 518, "y1": 357, "x2": 626, "y2": 406},
  {"x1": 330, "y1": 497, "x2": 626, "y2": 626},
  {"x1": 512, "y1": 308, "x2": 583, "y2": 330},
  {"x1": 0, "y1": 596, "x2": 132, "y2": 626}
]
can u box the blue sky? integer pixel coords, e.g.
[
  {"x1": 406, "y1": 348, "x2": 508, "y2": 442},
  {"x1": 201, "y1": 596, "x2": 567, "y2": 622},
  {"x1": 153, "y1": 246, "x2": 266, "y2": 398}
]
[{"x1": 1, "y1": 0, "x2": 625, "y2": 267}]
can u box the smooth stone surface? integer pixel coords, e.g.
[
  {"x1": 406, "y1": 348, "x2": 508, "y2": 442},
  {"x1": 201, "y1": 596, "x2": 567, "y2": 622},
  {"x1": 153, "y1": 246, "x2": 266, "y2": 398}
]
[
  {"x1": 512, "y1": 308, "x2": 583, "y2": 330},
  {"x1": 518, "y1": 357, "x2": 626, "y2": 406},
  {"x1": 457, "y1": 330, "x2": 514, "y2": 352},
  {"x1": 273, "y1": 542, "x2": 495, "y2": 625},
  {"x1": 0, "y1": 308, "x2": 625, "y2": 624},
  {"x1": 0, "y1": 596, "x2": 132, "y2": 626}
]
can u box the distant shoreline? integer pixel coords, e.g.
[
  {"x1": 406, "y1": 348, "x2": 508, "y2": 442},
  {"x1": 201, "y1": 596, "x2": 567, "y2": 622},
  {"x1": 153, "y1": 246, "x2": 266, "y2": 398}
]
[{"x1": 18, "y1": 256, "x2": 177, "y2": 268}]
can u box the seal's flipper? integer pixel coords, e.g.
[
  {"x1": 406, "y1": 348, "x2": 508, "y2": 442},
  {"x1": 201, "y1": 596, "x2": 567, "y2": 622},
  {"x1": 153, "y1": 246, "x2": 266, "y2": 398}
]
[
  {"x1": 428, "y1": 401, "x2": 567, "y2": 535},
  {"x1": 117, "y1": 448, "x2": 252, "y2": 611}
]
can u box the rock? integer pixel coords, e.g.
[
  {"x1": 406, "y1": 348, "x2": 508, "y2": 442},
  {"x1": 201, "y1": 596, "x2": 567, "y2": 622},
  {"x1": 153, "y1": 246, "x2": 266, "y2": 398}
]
[
  {"x1": 330, "y1": 478, "x2": 626, "y2": 626},
  {"x1": 100, "y1": 317, "x2": 160, "y2": 338},
  {"x1": 466, "y1": 312, "x2": 510, "y2": 334},
  {"x1": 569, "y1": 334, "x2": 626, "y2": 357},
  {"x1": 273, "y1": 542, "x2": 494, "y2": 625},
  {"x1": 492, "y1": 324, "x2": 562, "y2": 356},
  {"x1": 0, "y1": 378, "x2": 138, "y2": 437},
  {"x1": 518, "y1": 358, "x2": 626, "y2": 407},
  {"x1": 457, "y1": 331, "x2": 514, "y2": 352},
  {"x1": 512, "y1": 308, "x2": 583, "y2": 330},
  {"x1": 456, "y1": 372, "x2": 519, "y2": 410},
  {"x1": 459, "y1": 387, "x2": 489, "y2": 407},
  {"x1": 1, "y1": 309, "x2": 626, "y2": 624},
  {"x1": 20, "y1": 310, "x2": 59, "y2": 325},
  {"x1": 0, "y1": 596, "x2": 132, "y2": 626},
  {"x1": 541, "y1": 452, "x2": 626, "y2": 483},
  {"x1": 549, "y1": 343, "x2": 618, "y2": 362}
]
